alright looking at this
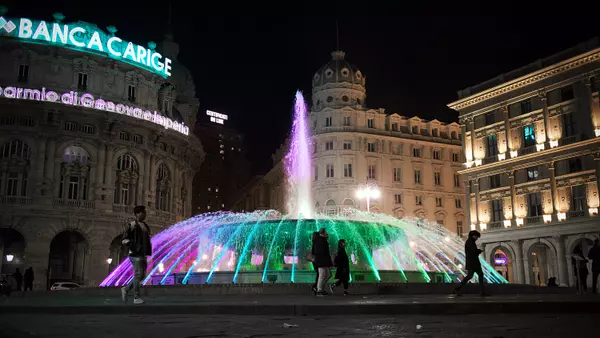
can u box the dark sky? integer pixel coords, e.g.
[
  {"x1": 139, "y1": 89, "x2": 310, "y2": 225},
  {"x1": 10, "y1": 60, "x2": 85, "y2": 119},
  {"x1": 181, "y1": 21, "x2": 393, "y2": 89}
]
[{"x1": 4, "y1": 3, "x2": 599, "y2": 173}]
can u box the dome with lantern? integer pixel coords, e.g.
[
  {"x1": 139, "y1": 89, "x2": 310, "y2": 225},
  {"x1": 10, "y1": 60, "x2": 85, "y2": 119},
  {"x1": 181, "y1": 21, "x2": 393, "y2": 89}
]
[
  {"x1": 312, "y1": 51, "x2": 366, "y2": 89},
  {"x1": 312, "y1": 51, "x2": 366, "y2": 110}
]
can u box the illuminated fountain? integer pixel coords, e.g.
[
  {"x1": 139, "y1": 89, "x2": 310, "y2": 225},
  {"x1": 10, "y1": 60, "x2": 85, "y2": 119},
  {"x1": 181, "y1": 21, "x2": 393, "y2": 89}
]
[{"x1": 101, "y1": 91, "x2": 506, "y2": 287}]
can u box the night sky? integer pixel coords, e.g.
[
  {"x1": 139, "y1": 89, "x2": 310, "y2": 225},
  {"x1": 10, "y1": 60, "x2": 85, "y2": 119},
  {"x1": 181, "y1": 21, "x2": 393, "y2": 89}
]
[{"x1": 4, "y1": 3, "x2": 599, "y2": 173}]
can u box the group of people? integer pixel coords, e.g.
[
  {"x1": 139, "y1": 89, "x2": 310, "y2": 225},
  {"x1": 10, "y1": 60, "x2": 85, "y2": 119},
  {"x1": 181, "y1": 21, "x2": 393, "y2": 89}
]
[
  {"x1": 572, "y1": 239, "x2": 600, "y2": 294},
  {"x1": 309, "y1": 228, "x2": 350, "y2": 296},
  {"x1": 0, "y1": 267, "x2": 34, "y2": 297}
]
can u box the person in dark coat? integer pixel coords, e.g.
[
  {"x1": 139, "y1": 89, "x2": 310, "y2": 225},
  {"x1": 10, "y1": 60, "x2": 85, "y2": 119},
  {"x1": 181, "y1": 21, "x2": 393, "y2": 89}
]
[
  {"x1": 572, "y1": 245, "x2": 589, "y2": 294},
  {"x1": 453, "y1": 230, "x2": 487, "y2": 296},
  {"x1": 310, "y1": 231, "x2": 320, "y2": 295},
  {"x1": 331, "y1": 239, "x2": 350, "y2": 295},
  {"x1": 23, "y1": 267, "x2": 34, "y2": 292},
  {"x1": 12, "y1": 268, "x2": 22, "y2": 292},
  {"x1": 121, "y1": 205, "x2": 152, "y2": 304},
  {"x1": 314, "y1": 228, "x2": 333, "y2": 296},
  {"x1": 588, "y1": 239, "x2": 600, "y2": 294}
]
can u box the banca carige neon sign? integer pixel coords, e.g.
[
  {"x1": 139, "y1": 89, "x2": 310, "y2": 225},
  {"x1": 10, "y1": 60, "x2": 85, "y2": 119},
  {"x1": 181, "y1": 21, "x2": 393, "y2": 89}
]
[{"x1": 0, "y1": 17, "x2": 172, "y2": 78}]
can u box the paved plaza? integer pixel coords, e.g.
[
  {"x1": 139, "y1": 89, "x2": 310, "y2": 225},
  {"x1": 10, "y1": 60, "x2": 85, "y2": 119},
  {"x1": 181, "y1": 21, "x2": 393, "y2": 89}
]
[{"x1": 0, "y1": 313, "x2": 598, "y2": 337}]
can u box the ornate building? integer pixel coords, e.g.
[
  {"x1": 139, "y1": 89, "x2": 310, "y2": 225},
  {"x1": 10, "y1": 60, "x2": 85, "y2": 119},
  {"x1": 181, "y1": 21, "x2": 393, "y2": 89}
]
[
  {"x1": 449, "y1": 38, "x2": 600, "y2": 286},
  {"x1": 233, "y1": 51, "x2": 464, "y2": 232},
  {"x1": 0, "y1": 13, "x2": 204, "y2": 288}
]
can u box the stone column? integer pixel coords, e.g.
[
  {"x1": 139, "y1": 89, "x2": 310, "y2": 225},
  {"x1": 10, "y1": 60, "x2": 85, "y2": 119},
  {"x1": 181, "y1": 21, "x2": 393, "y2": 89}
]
[
  {"x1": 540, "y1": 92, "x2": 551, "y2": 145},
  {"x1": 584, "y1": 78, "x2": 597, "y2": 132},
  {"x1": 474, "y1": 179, "x2": 480, "y2": 230},
  {"x1": 503, "y1": 106, "x2": 512, "y2": 153},
  {"x1": 460, "y1": 122, "x2": 468, "y2": 159},
  {"x1": 44, "y1": 139, "x2": 56, "y2": 181},
  {"x1": 595, "y1": 154, "x2": 600, "y2": 201},
  {"x1": 35, "y1": 137, "x2": 47, "y2": 196},
  {"x1": 512, "y1": 240, "x2": 526, "y2": 284},
  {"x1": 469, "y1": 118, "x2": 476, "y2": 161},
  {"x1": 104, "y1": 146, "x2": 114, "y2": 204},
  {"x1": 509, "y1": 171, "x2": 517, "y2": 227},
  {"x1": 554, "y1": 236, "x2": 569, "y2": 286},
  {"x1": 464, "y1": 179, "x2": 471, "y2": 228},
  {"x1": 95, "y1": 144, "x2": 106, "y2": 198},
  {"x1": 144, "y1": 153, "x2": 151, "y2": 205},
  {"x1": 548, "y1": 162, "x2": 558, "y2": 220},
  {"x1": 52, "y1": 160, "x2": 61, "y2": 198}
]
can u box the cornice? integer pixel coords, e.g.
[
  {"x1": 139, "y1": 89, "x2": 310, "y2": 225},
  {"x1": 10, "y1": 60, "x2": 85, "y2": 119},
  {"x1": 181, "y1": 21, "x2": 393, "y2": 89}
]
[{"x1": 448, "y1": 49, "x2": 600, "y2": 111}]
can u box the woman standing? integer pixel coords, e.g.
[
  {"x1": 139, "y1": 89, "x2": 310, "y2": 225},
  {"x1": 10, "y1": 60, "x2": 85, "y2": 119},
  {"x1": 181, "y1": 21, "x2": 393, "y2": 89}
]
[{"x1": 332, "y1": 239, "x2": 350, "y2": 295}]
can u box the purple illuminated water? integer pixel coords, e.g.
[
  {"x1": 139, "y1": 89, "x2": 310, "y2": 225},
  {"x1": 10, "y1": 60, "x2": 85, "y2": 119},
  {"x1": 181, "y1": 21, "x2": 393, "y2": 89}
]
[{"x1": 284, "y1": 91, "x2": 313, "y2": 218}]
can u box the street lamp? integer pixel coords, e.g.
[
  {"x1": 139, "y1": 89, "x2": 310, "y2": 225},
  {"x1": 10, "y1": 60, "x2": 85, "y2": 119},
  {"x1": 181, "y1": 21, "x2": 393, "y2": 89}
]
[
  {"x1": 356, "y1": 180, "x2": 381, "y2": 212},
  {"x1": 5, "y1": 254, "x2": 14, "y2": 262},
  {"x1": 106, "y1": 258, "x2": 113, "y2": 265}
]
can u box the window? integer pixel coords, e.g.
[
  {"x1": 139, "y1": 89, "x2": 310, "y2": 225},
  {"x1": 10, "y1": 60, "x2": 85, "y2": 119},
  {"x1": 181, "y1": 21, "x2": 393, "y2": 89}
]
[
  {"x1": 455, "y1": 198, "x2": 462, "y2": 209},
  {"x1": 325, "y1": 141, "x2": 333, "y2": 151},
  {"x1": 571, "y1": 185, "x2": 586, "y2": 212},
  {"x1": 560, "y1": 86, "x2": 574, "y2": 102},
  {"x1": 64, "y1": 121, "x2": 78, "y2": 131},
  {"x1": 490, "y1": 174, "x2": 501, "y2": 189},
  {"x1": 367, "y1": 119, "x2": 375, "y2": 128},
  {"x1": 2, "y1": 140, "x2": 30, "y2": 159},
  {"x1": 314, "y1": 166, "x2": 318, "y2": 181},
  {"x1": 343, "y1": 116, "x2": 351, "y2": 126},
  {"x1": 520, "y1": 99, "x2": 532, "y2": 114},
  {"x1": 413, "y1": 147, "x2": 421, "y2": 158},
  {"x1": 523, "y1": 124, "x2": 535, "y2": 147},
  {"x1": 325, "y1": 117, "x2": 332, "y2": 127},
  {"x1": 326, "y1": 164, "x2": 334, "y2": 178},
  {"x1": 368, "y1": 165, "x2": 376, "y2": 179},
  {"x1": 367, "y1": 142, "x2": 377, "y2": 152},
  {"x1": 19, "y1": 117, "x2": 35, "y2": 126},
  {"x1": 82, "y1": 124, "x2": 95, "y2": 134},
  {"x1": 527, "y1": 192, "x2": 542, "y2": 217},
  {"x1": 394, "y1": 193, "x2": 402, "y2": 204},
  {"x1": 433, "y1": 150, "x2": 441, "y2": 160},
  {"x1": 132, "y1": 134, "x2": 143, "y2": 144},
  {"x1": 432, "y1": 129, "x2": 439, "y2": 137},
  {"x1": 485, "y1": 111, "x2": 496, "y2": 125},
  {"x1": 77, "y1": 73, "x2": 88, "y2": 90},
  {"x1": 391, "y1": 123, "x2": 398, "y2": 131},
  {"x1": 456, "y1": 221, "x2": 464, "y2": 237},
  {"x1": 434, "y1": 172, "x2": 441, "y2": 185},
  {"x1": 18, "y1": 64, "x2": 29, "y2": 83},
  {"x1": 414, "y1": 170, "x2": 422, "y2": 184},
  {"x1": 156, "y1": 164, "x2": 170, "y2": 211},
  {"x1": 63, "y1": 146, "x2": 90, "y2": 165},
  {"x1": 412, "y1": 126, "x2": 419, "y2": 134},
  {"x1": 115, "y1": 154, "x2": 138, "y2": 205},
  {"x1": 159, "y1": 142, "x2": 167, "y2": 151},
  {"x1": 562, "y1": 113, "x2": 576, "y2": 137},
  {"x1": 343, "y1": 141, "x2": 352, "y2": 150},
  {"x1": 569, "y1": 158, "x2": 582, "y2": 173},
  {"x1": 435, "y1": 197, "x2": 443, "y2": 207},
  {"x1": 119, "y1": 131, "x2": 130, "y2": 141},
  {"x1": 6, "y1": 172, "x2": 19, "y2": 196},
  {"x1": 67, "y1": 176, "x2": 79, "y2": 200},
  {"x1": 491, "y1": 200, "x2": 503, "y2": 222},
  {"x1": 343, "y1": 163, "x2": 353, "y2": 178},
  {"x1": 486, "y1": 135, "x2": 498, "y2": 157},
  {"x1": 1, "y1": 116, "x2": 15, "y2": 125},
  {"x1": 415, "y1": 196, "x2": 423, "y2": 206},
  {"x1": 393, "y1": 168, "x2": 402, "y2": 182},
  {"x1": 128, "y1": 85, "x2": 136, "y2": 102},
  {"x1": 454, "y1": 174, "x2": 460, "y2": 188},
  {"x1": 526, "y1": 167, "x2": 539, "y2": 181},
  {"x1": 452, "y1": 152, "x2": 460, "y2": 162}
]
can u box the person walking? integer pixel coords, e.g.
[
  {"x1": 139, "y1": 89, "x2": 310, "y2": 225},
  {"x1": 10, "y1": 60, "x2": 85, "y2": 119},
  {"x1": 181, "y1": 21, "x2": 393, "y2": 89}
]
[
  {"x1": 121, "y1": 205, "x2": 152, "y2": 304},
  {"x1": 331, "y1": 239, "x2": 350, "y2": 295},
  {"x1": 12, "y1": 268, "x2": 22, "y2": 292},
  {"x1": 572, "y1": 246, "x2": 589, "y2": 294},
  {"x1": 23, "y1": 267, "x2": 34, "y2": 292},
  {"x1": 310, "y1": 231, "x2": 320, "y2": 295},
  {"x1": 453, "y1": 230, "x2": 488, "y2": 297},
  {"x1": 588, "y1": 239, "x2": 600, "y2": 294},
  {"x1": 314, "y1": 228, "x2": 333, "y2": 296}
]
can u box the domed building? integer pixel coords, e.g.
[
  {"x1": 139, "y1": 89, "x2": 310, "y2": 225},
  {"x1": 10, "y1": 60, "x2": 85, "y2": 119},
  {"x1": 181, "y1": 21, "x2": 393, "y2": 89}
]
[
  {"x1": 233, "y1": 51, "x2": 464, "y2": 235},
  {"x1": 0, "y1": 13, "x2": 204, "y2": 288}
]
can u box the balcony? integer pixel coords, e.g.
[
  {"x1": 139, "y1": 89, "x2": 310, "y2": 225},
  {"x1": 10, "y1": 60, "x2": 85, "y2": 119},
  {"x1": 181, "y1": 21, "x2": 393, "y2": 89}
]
[
  {"x1": 568, "y1": 210, "x2": 585, "y2": 219},
  {"x1": 525, "y1": 216, "x2": 542, "y2": 225},
  {"x1": 489, "y1": 221, "x2": 503, "y2": 230},
  {"x1": 53, "y1": 198, "x2": 95, "y2": 209},
  {"x1": 1, "y1": 196, "x2": 32, "y2": 205}
]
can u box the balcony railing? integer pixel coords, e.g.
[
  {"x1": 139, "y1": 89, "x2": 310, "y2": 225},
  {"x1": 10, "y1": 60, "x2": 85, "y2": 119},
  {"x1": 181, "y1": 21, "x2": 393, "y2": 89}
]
[
  {"x1": 483, "y1": 155, "x2": 498, "y2": 165},
  {"x1": 519, "y1": 145, "x2": 537, "y2": 156},
  {"x1": 526, "y1": 216, "x2": 542, "y2": 225},
  {"x1": 1, "y1": 196, "x2": 32, "y2": 205},
  {"x1": 53, "y1": 199, "x2": 95, "y2": 209},
  {"x1": 489, "y1": 221, "x2": 503, "y2": 229},
  {"x1": 568, "y1": 210, "x2": 585, "y2": 218}
]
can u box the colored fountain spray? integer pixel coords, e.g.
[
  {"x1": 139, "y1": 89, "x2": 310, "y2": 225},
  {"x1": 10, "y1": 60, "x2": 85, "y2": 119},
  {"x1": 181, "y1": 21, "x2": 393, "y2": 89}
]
[{"x1": 285, "y1": 91, "x2": 313, "y2": 219}]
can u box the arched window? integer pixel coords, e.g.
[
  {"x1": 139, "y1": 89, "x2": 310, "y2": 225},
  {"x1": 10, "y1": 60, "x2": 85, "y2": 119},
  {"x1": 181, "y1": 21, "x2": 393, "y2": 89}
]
[
  {"x1": 156, "y1": 164, "x2": 170, "y2": 211},
  {"x1": 114, "y1": 154, "x2": 139, "y2": 206},
  {"x1": 59, "y1": 146, "x2": 91, "y2": 200},
  {"x1": 1, "y1": 140, "x2": 30, "y2": 197},
  {"x1": 325, "y1": 199, "x2": 337, "y2": 216},
  {"x1": 343, "y1": 198, "x2": 355, "y2": 206}
]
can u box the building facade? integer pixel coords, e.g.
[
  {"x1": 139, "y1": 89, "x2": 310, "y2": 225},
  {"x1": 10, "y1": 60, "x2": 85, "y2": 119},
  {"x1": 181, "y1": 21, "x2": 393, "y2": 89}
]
[
  {"x1": 0, "y1": 14, "x2": 204, "y2": 288},
  {"x1": 192, "y1": 113, "x2": 250, "y2": 214},
  {"x1": 234, "y1": 51, "x2": 464, "y2": 232},
  {"x1": 449, "y1": 39, "x2": 600, "y2": 286}
]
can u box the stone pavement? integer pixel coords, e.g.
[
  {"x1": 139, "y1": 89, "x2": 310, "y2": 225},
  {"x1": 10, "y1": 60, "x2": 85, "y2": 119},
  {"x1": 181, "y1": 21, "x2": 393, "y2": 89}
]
[
  {"x1": 1, "y1": 293, "x2": 599, "y2": 316},
  {"x1": 0, "y1": 313, "x2": 597, "y2": 337}
]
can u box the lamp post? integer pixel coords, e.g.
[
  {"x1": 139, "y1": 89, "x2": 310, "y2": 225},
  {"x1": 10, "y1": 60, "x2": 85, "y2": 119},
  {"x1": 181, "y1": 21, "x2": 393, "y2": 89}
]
[{"x1": 356, "y1": 180, "x2": 381, "y2": 212}]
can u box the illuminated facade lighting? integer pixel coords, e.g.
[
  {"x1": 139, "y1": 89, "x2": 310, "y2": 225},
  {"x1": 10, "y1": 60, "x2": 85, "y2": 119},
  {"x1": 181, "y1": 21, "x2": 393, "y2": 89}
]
[
  {"x1": 589, "y1": 207, "x2": 598, "y2": 216},
  {"x1": 510, "y1": 151, "x2": 518, "y2": 158},
  {"x1": 557, "y1": 212, "x2": 567, "y2": 221},
  {"x1": 516, "y1": 218, "x2": 524, "y2": 227},
  {"x1": 474, "y1": 159, "x2": 482, "y2": 166},
  {"x1": 479, "y1": 222, "x2": 487, "y2": 231},
  {"x1": 465, "y1": 161, "x2": 474, "y2": 168},
  {"x1": 595, "y1": 129, "x2": 600, "y2": 137},
  {"x1": 503, "y1": 220, "x2": 511, "y2": 228},
  {"x1": 470, "y1": 223, "x2": 477, "y2": 230},
  {"x1": 497, "y1": 153, "x2": 506, "y2": 161},
  {"x1": 536, "y1": 143, "x2": 545, "y2": 151},
  {"x1": 543, "y1": 214, "x2": 552, "y2": 223},
  {"x1": 549, "y1": 140, "x2": 559, "y2": 148}
]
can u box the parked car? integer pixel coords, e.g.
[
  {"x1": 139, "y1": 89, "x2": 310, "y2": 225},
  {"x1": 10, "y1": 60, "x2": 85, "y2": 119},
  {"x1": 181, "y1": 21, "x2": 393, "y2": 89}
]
[{"x1": 50, "y1": 282, "x2": 81, "y2": 291}]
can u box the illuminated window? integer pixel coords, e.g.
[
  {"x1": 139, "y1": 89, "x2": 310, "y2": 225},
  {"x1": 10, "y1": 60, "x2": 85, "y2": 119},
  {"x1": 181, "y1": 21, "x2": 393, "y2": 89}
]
[
  {"x1": 523, "y1": 125, "x2": 535, "y2": 147},
  {"x1": 18, "y1": 65, "x2": 29, "y2": 83},
  {"x1": 526, "y1": 167, "x2": 539, "y2": 181},
  {"x1": 128, "y1": 85, "x2": 136, "y2": 102},
  {"x1": 77, "y1": 73, "x2": 88, "y2": 91}
]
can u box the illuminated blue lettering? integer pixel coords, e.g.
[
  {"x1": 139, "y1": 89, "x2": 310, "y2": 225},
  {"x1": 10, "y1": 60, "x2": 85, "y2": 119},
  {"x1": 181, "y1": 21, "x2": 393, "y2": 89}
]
[
  {"x1": 18, "y1": 19, "x2": 33, "y2": 38},
  {"x1": 87, "y1": 31, "x2": 103, "y2": 52},
  {"x1": 51, "y1": 23, "x2": 68, "y2": 44},
  {"x1": 69, "y1": 27, "x2": 86, "y2": 47},
  {"x1": 107, "y1": 37, "x2": 122, "y2": 57},
  {"x1": 32, "y1": 21, "x2": 51, "y2": 41},
  {"x1": 123, "y1": 42, "x2": 137, "y2": 62}
]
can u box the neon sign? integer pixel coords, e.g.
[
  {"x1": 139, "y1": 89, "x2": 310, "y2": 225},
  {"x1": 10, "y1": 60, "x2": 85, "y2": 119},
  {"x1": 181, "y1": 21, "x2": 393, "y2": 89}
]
[
  {"x1": 206, "y1": 110, "x2": 228, "y2": 125},
  {"x1": 0, "y1": 17, "x2": 172, "y2": 78},
  {"x1": 0, "y1": 86, "x2": 189, "y2": 136}
]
